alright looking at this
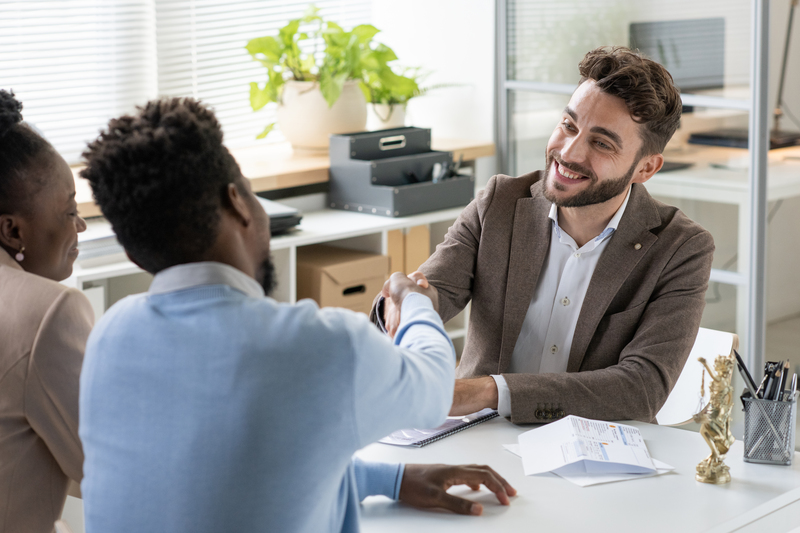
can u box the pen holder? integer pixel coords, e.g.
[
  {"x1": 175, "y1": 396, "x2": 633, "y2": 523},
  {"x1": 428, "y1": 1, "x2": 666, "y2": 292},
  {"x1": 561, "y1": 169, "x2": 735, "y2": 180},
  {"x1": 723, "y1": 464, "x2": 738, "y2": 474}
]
[{"x1": 742, "y1": 392, "x2": 798, "y2": 465}]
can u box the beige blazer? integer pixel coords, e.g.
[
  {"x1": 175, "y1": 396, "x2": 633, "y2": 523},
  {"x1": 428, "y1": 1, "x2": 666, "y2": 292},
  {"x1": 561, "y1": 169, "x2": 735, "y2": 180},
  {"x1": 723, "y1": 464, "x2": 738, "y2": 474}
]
[
  {"x1": 420, "y1": 172, "x2": 714, "y2": 424},
  {"x1": 0, "y1": 248, "x2": 93, "y2": 533}
]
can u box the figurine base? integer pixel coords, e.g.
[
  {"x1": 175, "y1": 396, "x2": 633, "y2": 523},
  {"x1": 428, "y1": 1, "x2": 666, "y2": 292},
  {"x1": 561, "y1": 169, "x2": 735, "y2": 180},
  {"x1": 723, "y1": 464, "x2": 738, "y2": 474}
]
[{"x1": 696, "y1": 456, "x2": 731, "y2": 484}]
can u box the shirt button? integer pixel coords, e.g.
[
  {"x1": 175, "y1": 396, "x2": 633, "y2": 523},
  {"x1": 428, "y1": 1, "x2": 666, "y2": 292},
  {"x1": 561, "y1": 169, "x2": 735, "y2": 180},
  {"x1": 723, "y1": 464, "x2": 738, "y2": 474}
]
[
  {"x1": 634, "y1": 243, "x2": 642, "y2": 250},
  {"x1": 550, "y1": 345, "x2": 558, "y2": 354},
  {"x1": 574, "y1": 252, "x2": 581, "y2": 258},
  {"x1": 561, "y1": 297, "x2": 570, "y2": 306}
]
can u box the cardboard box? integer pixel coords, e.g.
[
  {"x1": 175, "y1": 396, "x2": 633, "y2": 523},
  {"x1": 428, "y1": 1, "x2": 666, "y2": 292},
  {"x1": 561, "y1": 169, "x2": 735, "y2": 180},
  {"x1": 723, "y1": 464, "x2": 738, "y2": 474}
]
[
  {"x1": 387, "y1": 225, "x2": 431, "y2": 274},
  {"x1": 296, "y1": 245, "x2": 389, "y2": 315}
]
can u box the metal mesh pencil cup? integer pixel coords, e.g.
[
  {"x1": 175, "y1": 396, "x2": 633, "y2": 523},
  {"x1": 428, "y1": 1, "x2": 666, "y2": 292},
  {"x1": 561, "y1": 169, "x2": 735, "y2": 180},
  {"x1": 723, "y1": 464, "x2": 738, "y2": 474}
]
[{"x1": 742, "y1": 392, "x2": 798, "y2": 465}]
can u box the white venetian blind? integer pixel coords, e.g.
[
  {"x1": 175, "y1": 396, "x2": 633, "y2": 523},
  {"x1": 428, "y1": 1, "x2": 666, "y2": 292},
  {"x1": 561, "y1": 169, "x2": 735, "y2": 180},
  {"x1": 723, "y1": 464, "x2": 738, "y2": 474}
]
[
  {"x1": 155, "y1": 0, "x2": 372, "y2": 148},
  {"x1": 0, "y1": 0, "x2": 157, "y2": 163}
]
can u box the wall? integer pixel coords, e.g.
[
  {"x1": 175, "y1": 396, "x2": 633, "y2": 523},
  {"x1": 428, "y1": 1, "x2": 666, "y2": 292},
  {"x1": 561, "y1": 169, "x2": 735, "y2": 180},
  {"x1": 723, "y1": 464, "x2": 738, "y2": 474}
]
[{"x1": 370, "y1": 0, "x2": 498, "y2": 187}]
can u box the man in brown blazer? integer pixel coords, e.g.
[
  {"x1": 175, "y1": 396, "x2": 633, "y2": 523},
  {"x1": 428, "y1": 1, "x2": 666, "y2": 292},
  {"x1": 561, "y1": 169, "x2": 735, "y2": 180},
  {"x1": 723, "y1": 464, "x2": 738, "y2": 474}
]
[{"x1": 378, "y1": 47, "x2": 714, "y2": 425}]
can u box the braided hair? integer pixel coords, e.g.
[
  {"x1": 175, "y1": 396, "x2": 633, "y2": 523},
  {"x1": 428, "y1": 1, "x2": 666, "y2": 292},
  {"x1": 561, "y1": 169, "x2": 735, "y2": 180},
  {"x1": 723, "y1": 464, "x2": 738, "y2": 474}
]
[{"x1": 0, "y1": 90, "x2": 53, "y2": 214}]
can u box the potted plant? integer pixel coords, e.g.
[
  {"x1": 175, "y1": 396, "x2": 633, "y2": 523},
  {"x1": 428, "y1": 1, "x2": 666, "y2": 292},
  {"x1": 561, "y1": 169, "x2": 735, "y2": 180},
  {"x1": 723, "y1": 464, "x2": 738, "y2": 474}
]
[
  {"x1": 246, "y1": 6, "x2": 380, "y2": 151},
  {"x1": 359, "y1": 48, "x2": 420, "y2": 130}
]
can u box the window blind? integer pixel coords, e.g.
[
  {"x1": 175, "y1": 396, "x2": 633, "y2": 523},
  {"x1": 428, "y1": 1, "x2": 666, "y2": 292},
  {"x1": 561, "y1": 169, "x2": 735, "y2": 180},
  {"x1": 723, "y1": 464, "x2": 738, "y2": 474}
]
[
  {"x1": 0, "y1": 0, "x2": 371, "y2": 164},
  {"x1": 0, "y1": 0, "x2": 157, "y2": 164},
  {"x1": 155, "y1": 0, "x2": 372, "y2": 148}
]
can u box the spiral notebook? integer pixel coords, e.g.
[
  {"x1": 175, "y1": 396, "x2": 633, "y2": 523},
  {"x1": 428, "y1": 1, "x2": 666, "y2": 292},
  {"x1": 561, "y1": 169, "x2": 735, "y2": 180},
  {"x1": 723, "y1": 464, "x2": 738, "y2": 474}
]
[{"x1": 379, "y1": 408, "x2": 499, "y2": 447}]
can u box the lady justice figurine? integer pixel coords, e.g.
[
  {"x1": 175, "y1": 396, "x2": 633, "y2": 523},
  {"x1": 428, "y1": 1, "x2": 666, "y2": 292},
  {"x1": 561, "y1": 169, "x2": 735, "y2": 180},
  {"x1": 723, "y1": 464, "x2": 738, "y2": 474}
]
[{"x1": 693, "y1": 353, "x2": 736, "y2": 484}]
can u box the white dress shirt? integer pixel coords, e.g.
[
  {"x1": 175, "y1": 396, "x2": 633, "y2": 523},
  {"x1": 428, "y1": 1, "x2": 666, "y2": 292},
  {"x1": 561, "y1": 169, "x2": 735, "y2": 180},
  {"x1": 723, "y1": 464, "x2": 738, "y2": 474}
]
[{"x1": 491, "y1": 188, "x2": 631, "y2": 417}]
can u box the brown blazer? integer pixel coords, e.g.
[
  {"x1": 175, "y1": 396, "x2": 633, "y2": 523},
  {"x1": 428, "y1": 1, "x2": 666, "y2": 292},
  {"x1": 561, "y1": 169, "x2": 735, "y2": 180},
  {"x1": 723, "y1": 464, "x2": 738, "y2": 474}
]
[
  {"x1": 0, "y1": 248, "x2": 93, "y2": 533},
  {"x1": 420, "y1": 172, "x2": 714, "y2": 424}
]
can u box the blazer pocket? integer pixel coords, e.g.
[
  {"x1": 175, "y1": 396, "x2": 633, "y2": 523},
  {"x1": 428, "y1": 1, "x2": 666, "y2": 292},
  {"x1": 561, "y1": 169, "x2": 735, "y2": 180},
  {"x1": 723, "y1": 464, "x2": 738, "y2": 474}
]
[{"x1": 597, "y1": 301, "x2": 648, "y2": 338}]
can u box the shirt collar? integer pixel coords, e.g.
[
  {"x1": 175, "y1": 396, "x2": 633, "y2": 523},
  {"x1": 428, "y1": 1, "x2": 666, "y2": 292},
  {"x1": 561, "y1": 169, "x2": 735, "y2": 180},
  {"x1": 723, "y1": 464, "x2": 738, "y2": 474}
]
[
  {"x1": 548, "y1": 185, "x2": 632, "y2": 243},
  {"x1": 149, "y1": 261, "x2": 265, "y2": 298}
]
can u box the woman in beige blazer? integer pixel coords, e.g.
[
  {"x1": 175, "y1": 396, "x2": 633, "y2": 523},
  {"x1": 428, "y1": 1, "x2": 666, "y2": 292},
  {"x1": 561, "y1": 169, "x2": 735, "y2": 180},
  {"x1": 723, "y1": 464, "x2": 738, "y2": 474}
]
[{"x1": 0, "y1": 90, "x2": 92, "y2": 533}]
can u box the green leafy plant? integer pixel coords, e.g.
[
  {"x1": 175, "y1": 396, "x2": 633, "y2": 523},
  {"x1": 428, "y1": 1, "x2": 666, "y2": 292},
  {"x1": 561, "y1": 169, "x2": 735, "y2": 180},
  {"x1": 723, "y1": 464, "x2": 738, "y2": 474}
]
[
  {"x1": 245, "y1": 5, "x2": 418, "y2": 139},
  {"x1": 359, "y1": 50, "x2": 419, "y2": 106}
]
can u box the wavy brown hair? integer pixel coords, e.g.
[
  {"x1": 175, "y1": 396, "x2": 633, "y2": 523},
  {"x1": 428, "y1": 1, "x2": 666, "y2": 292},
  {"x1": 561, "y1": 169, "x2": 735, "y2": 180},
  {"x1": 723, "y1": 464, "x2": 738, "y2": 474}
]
[{"x1": 579, "y1": 46, "x2": 682, "y2": 157}]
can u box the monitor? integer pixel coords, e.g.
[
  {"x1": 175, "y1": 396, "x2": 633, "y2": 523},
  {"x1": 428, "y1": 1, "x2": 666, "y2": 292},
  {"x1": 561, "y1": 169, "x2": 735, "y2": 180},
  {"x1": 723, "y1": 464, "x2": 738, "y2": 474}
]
[{"x1": 630, "y1": 18, "x2": 725, "y2": 92}]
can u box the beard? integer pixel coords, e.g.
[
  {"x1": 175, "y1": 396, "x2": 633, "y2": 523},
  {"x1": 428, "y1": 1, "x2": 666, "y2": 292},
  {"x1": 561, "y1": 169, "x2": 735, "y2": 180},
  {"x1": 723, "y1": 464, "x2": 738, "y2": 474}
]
[
  {"x1": 543, "y1": 150, "x2": 638, "y2": 208},
  {"x1": 257, "y1": 256, "x2": 277, "y2": 296}
]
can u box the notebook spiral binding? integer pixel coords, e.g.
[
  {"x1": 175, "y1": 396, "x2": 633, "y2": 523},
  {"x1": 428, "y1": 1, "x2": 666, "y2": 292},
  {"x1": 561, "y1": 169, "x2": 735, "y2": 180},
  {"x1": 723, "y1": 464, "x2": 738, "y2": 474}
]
[{"x1": 414, "y1": 410, "x2": 499, "y2": 447}]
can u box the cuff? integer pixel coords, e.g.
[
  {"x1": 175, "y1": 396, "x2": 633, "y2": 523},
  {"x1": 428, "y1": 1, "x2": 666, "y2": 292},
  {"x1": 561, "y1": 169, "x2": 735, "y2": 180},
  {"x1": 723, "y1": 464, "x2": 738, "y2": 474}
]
[
  {"x1": 353, "y1": 458, "x2": 405, "y2": 500},
  {"x1": 490, "y1": 374, "x2": 511, "y2": 418},
  {"x1": 393, "y1": 293, "x2": 449, "y2": 346}
]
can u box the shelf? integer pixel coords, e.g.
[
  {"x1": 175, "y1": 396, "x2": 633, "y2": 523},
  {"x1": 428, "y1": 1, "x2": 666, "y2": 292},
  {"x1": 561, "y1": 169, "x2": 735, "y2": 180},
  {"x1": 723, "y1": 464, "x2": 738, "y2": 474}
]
[
  {"x1": 503, "y1": 80, "x2": 751, "y2": 111},
  {"x1": 69, "y1": 205, "x2": 464, "y2": 287},
  {"x1": 646, "y1": 145, "x2": 800, "y2": 203},
  {"x1": 72, "y1": 138, "x2": 495, "y2": 218}
]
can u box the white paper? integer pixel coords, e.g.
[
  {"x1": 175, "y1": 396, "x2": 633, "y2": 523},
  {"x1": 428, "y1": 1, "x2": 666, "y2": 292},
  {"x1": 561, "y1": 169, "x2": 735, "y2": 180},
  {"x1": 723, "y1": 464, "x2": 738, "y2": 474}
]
[
  {"x1": 518, "y1": 416, "x2": 658, "y2": 477},
  {"x1": 503, "y1": 444, "x2": 674, "y2": 486}
]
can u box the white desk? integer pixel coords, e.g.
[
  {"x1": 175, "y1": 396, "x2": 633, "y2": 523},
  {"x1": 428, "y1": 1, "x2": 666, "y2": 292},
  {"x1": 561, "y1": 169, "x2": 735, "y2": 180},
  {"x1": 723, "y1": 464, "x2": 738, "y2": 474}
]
[{"x1": 356, "y1": 418, "x2": 800, "y2": 533}]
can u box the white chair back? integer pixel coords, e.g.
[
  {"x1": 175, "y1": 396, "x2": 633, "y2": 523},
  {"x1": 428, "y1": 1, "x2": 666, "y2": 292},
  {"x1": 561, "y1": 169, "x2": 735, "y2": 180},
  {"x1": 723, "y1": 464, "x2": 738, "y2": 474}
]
[
  {"x1": 55, "y1": 520, "x2": 75, "y2": 533},
  {"x1": 656, "y1": 327, "x2": 738, "y2": 426}
]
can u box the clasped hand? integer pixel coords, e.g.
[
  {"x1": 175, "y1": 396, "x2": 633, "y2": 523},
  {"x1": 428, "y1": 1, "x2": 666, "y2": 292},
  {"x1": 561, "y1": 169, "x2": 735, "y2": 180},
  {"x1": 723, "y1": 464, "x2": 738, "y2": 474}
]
[{"x1": 380, "y1": 271, "x2": 439, "y2": 338}]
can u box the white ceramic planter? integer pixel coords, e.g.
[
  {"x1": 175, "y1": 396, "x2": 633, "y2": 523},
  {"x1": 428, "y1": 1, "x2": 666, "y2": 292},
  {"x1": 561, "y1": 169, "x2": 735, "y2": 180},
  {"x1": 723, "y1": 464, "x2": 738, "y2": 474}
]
[
  {"x1": 277, "y1": 79, "x2": 366, "y2": 152},
  {"x1": 367, "y1": 103, "x2": 406, "y2": 131}
]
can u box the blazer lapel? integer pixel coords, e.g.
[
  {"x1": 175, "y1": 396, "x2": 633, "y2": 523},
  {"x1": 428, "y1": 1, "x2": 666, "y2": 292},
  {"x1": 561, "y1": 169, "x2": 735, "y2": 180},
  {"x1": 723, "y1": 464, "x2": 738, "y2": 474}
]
[
  {"x1": 497, "y1": 188, "x2": 552, "y2": 373},
  {"x1": 567, "y1": 184, "x2": 662, "y2": 372}
]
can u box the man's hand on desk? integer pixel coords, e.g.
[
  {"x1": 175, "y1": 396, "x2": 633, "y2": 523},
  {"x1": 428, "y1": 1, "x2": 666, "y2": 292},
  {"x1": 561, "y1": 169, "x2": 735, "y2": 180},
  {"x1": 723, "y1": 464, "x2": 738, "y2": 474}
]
[
  {"x1": 381, "y1": 271, "x2": 439, "y2": 338},
  {"x1": 399, "y1": 464, "x2": 516, "y2": 516},
  {"x1": 449, "y1": 377, "x2": 499, "y2": 416}
]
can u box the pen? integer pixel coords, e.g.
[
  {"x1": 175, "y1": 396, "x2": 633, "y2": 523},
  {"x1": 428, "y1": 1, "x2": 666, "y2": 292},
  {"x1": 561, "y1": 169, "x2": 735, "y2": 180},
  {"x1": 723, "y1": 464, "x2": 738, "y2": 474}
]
[
  {"x1": 791, "y1": 373, "x2": 797, "y2": 401},
  {"x1": 734, "y1": 350, "x2": 758, "y2": 394},
  {"x1": 756, "y1": 373, "x2": 769, "y2": 399},
  {"x1": 769, "y1": 365, "x2": 783, "y2": 401},
  {"x1": 763, "y1": 361, "x2": 780, "y2": 400},
  {"x1": 778, "y1": 361, "x2": 790, "y2": 401}
]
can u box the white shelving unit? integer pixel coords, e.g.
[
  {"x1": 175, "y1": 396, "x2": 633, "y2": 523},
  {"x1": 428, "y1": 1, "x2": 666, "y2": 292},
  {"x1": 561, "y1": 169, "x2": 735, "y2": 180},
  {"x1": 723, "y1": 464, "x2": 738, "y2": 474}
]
[{"x1": 66, "y1": 205, "x2": 471, "y2": 353}]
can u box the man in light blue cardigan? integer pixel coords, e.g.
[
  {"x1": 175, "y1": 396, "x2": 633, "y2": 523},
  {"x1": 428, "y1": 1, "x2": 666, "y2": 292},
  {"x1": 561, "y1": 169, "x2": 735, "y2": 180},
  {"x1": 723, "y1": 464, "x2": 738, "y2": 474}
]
[{"x1": 78, "y1": 98, "x2": 514, "y2": 533}]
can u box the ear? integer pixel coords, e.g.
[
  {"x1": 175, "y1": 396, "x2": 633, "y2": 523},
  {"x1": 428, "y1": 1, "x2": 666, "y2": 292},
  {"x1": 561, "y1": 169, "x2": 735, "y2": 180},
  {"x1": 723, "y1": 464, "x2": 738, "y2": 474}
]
[
  {"x1": 631, "y1": 153, "x2": 664, "y2": 184},
  {"x1": 223, "y1": 182, "x2": 252, "y2": 228},
  {"x1": 0, "y1": 214, "x2": 23, "y2": 251}
]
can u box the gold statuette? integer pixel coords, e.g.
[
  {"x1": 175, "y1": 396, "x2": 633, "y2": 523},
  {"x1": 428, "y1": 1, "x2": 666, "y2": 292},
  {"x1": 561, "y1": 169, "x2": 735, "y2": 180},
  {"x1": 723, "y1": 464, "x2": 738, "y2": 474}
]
[{"x1": 693, "y1": 353, "x2": 736, "y2": 484}]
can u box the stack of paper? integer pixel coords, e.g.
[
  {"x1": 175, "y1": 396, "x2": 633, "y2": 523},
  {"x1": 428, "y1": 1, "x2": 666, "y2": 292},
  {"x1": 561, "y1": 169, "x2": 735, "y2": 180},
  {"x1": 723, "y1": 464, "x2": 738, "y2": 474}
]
[{"x1": 505, "y1": 415, "x2": 674, "y2": 487}]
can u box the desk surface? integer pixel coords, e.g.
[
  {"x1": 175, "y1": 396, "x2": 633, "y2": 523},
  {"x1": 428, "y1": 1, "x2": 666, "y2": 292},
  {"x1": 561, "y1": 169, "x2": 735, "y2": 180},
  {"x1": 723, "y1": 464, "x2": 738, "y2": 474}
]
[
  {"x1": 71, "y1": 138, "x2": 495, "y2": 218},
  {"x1": 648, "y1": 144, "x2": 800, "y2": 203},
  {"x1": 355, "y1": 418, "x2": 800, "y2": 533}
]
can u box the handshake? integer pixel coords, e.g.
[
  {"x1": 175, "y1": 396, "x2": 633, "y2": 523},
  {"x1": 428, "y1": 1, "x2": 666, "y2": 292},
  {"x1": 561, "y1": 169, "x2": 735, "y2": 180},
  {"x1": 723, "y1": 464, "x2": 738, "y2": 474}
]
[{"x1": 378, "y1": 271, "x2": 439, "y2": 338}]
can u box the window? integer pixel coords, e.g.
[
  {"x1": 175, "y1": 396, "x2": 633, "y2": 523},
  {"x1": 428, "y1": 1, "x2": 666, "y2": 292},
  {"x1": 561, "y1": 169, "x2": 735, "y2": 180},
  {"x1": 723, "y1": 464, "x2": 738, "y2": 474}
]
[{"x1": 0, "y1": 0, "x2": 371, "y2": 163}]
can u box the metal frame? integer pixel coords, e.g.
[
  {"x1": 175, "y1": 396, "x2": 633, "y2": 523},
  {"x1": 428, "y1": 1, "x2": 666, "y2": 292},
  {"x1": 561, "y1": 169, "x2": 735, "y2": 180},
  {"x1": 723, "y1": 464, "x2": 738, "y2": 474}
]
[
  {"x1": 494, "y1": 0, "x2": 770, "y2": 370},
  {"x1": 748, "y1": 0, "x2": 769, "y2": 371}
]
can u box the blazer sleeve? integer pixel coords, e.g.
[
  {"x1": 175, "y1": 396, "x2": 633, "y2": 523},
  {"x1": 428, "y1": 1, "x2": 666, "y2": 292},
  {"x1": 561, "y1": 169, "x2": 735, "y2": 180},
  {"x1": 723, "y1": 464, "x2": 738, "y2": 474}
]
[
  {"x1": 504, "y1": 229, "x2": 714, "y2": 423},
  {"x1": 417, "y1": 176, "x2": 499, "y2": 323},
  {"x1": 367, "y1": 176, "x2": 498, "y2": 326},
  {"x1": 25, "y1": 288, "x2": 94, "y2": 483}
]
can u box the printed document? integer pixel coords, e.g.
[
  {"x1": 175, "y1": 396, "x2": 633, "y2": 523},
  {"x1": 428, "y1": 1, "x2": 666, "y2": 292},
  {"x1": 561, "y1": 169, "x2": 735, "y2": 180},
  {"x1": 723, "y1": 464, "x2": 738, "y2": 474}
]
[
  {"x1": 503, "y1": 444, "x2": 674, "y2": 486},
  {"x1": 518, "y1": 415, "x2": 658, "y2": 477}
]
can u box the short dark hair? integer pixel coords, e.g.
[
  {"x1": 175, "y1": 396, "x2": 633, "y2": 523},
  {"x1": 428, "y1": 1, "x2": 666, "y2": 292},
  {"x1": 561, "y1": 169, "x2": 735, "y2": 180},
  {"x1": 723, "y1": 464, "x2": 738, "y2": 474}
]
[
  {"x1": 0, "y1": 90, "x2": 53, "y2": 215},
  {"x1": 81, "y1": 97, "x2": 243, "y2": 273},
  {"x1": 579, "y1": 46, "x2": 682, "y2": 156}
]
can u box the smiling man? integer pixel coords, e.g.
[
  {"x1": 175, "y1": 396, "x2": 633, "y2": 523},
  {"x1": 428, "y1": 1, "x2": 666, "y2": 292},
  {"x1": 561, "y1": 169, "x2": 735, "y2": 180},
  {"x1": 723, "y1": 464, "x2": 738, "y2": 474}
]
[{"x1": 377, "y1": 46, "x2": 714, "y2": 424}]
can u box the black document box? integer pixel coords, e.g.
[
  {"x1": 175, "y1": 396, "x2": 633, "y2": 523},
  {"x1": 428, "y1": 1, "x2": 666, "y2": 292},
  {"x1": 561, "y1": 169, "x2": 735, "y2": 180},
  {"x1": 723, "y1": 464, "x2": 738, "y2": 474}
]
[{"x1": 328, "y1": 127, "x2": 475, "y2": 217}]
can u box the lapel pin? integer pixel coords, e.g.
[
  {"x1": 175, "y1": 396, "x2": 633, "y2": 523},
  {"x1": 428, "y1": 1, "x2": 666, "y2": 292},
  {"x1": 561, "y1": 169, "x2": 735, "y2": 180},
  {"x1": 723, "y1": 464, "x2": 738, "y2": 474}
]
[{"x1": 634, "y1": 243, "x2": 642, "y2": 250}]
